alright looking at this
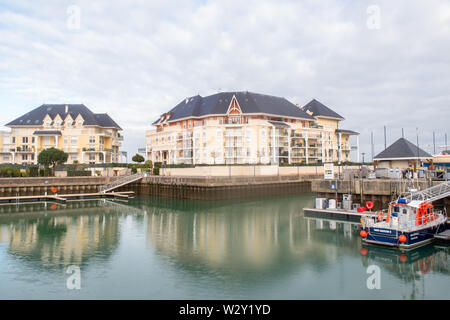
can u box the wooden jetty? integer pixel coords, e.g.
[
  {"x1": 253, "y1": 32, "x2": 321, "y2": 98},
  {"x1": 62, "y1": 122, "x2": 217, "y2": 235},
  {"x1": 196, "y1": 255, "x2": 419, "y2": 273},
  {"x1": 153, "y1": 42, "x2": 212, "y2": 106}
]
[
  {"x1": 303, "y1": 207, "x2": 377, "y2": 223},
  {"x1": 0, "y1": 191, "x2": 135, "y2": 205}
]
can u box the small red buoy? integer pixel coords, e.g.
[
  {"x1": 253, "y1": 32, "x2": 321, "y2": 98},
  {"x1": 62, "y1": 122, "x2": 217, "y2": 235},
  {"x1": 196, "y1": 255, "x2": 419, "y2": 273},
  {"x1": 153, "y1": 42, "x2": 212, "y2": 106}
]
[
  {"x1": 366, "y1": 201, "x2": 374, "y2": 210},
  {"x1": 51, "y1": 204, "x2": 57, "y2": 210},
  {"x1": 51, "y1": 187, "x2": 58, "y2": 193},
  {"x1": 360, "y1": 230, "x2": 368, "y2": 238},
  {"x1": 399, "y1": 254, "x2": 408, "y2": 263},
  {"x1": 360, "y1": 248, "x2": 368, "y2": 256},
  {"x1": 399, "y1": 235, "x2": 407, "y2": 243}
]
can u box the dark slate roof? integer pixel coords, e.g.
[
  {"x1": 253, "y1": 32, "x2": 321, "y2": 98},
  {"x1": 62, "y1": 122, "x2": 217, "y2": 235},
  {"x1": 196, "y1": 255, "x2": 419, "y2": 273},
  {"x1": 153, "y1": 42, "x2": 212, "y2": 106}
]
[
  {"x1": 6, "y1": 104, "x2": 122, "y2": 130},
  {"x1": 336, "y1": 129, "x2": 359, "y2": 135},
  {"x1": 374, "y1": 138, "x2": 432, "y2": 160},
  {"x1": 301, "y1": 99, "x2": 344, "y2": 120},
  {"x1": 268, "y1": 121, "x2": 290, "y2": 127},
  {"x1": 33, "y1": 130, "x2": 62, "y2": 135},
  {"x1": 153, "y1": 91, "x2": 315, "y2": 125},
  {"x1": 94, "y1": 113, "x2": 122, "y2": 130}
]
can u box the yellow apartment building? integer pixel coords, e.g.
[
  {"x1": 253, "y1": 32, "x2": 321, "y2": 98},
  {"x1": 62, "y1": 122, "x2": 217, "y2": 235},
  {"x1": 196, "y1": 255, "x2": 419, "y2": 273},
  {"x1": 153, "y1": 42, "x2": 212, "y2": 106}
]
[
  {"x1": 145, "y1": 92, "x2": 359, "y2": 165},
  {"x1": 0, "y1": 104, "x2": 123, "y2": 165}
]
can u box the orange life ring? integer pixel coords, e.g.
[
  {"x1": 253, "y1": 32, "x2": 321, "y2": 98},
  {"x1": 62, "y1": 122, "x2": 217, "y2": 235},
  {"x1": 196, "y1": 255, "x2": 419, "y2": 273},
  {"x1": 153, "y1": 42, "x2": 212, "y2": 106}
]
[
  {"x1": 377, "y1": 211, "x2": 383, "y2": 221},
  {"x1": 366, "y1": 201, "x2": 374, "y2": 210}
]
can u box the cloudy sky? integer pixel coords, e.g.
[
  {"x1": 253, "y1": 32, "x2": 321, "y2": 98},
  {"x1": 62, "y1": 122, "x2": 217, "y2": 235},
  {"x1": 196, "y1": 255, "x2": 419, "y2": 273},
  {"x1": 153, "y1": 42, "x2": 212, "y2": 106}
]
[{"x1": 0, "y1": 0, "x2": 449, "y2": 161}]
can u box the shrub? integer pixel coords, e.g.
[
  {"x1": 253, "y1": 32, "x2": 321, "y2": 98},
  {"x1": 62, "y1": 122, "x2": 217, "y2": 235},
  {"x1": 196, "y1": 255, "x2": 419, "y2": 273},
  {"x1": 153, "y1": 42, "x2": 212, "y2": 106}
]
[
  {"x1": 27, "y1": 166, "x2": 39, "y2": 177},
  {"x1": 132, "y1": 154, "x2": 145, "y2": 163},
  {"x1": 39, "y1": 168, "x2": 52, "y2": 177},
  {"x1": 154, "y1": 162, "x2": 162, "y2": 169},
  {"x1": 67, "y1": 170, "x2": 92, "y2": 177},
  {"x1": 152, "y1": 167, "x2": 160, "y2": 175},
  {"x1": 131, "y1": 167, "x2": 138, "y2": 174}
]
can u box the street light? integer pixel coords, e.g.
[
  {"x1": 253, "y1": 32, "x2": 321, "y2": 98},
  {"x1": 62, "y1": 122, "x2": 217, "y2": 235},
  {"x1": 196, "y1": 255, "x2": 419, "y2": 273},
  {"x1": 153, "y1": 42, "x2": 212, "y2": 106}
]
[{"x1": 361, "y1": 152, "x2": 365, "y2": 165}]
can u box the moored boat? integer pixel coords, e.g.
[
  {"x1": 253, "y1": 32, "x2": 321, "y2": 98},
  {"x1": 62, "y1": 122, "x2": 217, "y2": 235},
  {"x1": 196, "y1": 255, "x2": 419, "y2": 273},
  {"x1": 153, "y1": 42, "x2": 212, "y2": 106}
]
[{"x1": 360, "y1": 198, "x2": 447, "y2": 250}]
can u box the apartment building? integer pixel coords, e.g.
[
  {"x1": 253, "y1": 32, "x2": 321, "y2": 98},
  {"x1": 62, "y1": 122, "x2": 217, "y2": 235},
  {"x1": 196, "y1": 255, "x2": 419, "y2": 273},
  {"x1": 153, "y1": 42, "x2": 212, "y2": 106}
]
[
  {"x1": 145, "y1": 91, "x2": 359, "y2": 165},
  {"x1": 0, "y1": 104, "x2": 123, "y2": 165}
]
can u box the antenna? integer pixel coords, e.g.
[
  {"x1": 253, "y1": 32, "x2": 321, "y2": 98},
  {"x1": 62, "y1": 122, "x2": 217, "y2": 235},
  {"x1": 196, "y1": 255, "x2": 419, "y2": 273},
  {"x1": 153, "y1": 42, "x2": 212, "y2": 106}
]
[
  {"x1": 416, "y1": 127, "x2": 420, "y2": 170},
  {"x1": 433, "y1": 131, "x2": 436, "y2": 155},
  {"x1": 384, "y1": 126, "x2": 387, "y2": 150},
  {"x1": 371, "y1": 131, "x2": 374, "y2": 161}
]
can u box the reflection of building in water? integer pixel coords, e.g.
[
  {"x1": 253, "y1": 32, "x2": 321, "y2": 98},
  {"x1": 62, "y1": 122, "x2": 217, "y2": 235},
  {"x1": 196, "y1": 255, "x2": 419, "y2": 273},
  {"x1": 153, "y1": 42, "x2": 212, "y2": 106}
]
[
  {"x1": 0, "y1": 201, "x2": 123, "y2": 268},
  {"x1": 144, "y1": 197, "x2": 362, "y2": 274},
  {"x1": 361, "y1": 244, "x2": 450, "y2": 299}
]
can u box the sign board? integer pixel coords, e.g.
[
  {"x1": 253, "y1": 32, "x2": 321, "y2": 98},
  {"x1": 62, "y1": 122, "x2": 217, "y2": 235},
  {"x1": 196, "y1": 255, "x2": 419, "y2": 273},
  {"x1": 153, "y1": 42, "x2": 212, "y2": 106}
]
[{"x1": 324, "y1": 163, "x2": 334, "y2": 180}]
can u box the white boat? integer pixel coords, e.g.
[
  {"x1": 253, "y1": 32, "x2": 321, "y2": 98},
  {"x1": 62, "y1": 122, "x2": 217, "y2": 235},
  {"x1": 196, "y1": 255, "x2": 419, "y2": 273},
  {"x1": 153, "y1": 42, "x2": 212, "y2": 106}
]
[{"x1": 360, "y1": 198, "x2": 447, "y2": 250}]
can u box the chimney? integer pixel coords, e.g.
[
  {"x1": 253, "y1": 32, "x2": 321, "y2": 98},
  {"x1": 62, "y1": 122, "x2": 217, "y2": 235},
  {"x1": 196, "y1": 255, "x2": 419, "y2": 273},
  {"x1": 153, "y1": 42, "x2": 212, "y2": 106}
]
[{"x1": 65, "y1": 105, "x2": 69, "y2": 113}]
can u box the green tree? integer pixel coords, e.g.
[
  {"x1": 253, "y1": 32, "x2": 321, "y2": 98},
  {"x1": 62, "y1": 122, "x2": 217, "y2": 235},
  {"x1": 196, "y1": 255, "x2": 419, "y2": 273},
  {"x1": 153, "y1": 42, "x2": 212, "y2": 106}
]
[
  {"x1": 37, "y1": 148, "x2": 68, "y2": 175},
  {"x1": 132, "y1": 154, "x2": 145, "y2": 163}
]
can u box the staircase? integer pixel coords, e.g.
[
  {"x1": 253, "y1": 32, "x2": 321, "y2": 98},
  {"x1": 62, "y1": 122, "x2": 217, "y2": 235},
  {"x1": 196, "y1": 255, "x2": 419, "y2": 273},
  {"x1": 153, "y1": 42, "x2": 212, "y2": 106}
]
[
  {"x1": 404, "y1": 181, "x2": 450, "y2": 203},
  {"x1": 99, "y1": 173, "x2": 144, "y2": 193}
]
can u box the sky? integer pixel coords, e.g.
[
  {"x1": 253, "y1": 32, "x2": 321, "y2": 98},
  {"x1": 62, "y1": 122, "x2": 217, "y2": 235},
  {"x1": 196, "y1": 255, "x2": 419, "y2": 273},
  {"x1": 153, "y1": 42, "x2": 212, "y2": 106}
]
[{"x1": 0, "y1": 0, "x2": 449, "y2": 161}]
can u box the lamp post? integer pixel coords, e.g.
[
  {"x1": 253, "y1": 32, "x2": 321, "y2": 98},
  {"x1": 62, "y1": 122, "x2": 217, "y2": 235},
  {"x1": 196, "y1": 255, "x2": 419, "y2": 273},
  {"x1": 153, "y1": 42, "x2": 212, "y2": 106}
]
[{"x1": 361, "y1": 152, "x2": 365, "y2": 165}]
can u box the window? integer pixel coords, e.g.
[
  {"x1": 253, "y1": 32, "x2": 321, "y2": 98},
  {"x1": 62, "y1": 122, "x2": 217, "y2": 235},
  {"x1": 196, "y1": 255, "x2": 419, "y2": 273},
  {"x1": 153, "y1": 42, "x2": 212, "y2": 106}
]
[
  {"x1": 89, "y1": 136, "x2": 96, "y2": 144},
  {"x1": 22, "y1": 154, "x2": 27, "y2": 161},
  {"x1": 22, "y1": 137, "x2": 28, "y2": 144},
  {"x1": 12, "y1": 137, "x2": 15, "y2": 144}
]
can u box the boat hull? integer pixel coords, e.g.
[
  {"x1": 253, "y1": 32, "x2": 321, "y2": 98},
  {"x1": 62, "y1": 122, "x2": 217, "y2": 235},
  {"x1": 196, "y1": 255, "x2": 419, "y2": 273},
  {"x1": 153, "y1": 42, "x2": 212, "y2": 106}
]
[{"x1": 362, "y1": 223, "x2": 447, "y2": 250}]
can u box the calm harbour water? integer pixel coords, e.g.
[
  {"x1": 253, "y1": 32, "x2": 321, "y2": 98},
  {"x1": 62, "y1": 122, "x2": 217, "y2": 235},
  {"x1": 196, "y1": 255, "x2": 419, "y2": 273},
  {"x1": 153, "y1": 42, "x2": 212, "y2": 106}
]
[{"x1": 0, "y1": 194, "x2": 449, "y2": 300}]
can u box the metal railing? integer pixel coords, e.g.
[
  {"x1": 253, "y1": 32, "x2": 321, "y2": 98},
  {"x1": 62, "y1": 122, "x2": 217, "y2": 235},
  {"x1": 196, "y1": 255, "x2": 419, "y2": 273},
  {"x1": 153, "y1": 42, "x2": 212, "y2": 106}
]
[
  {"x1": 404, "y1": 181, "x2": 450, "y2": 203},
  {"x1": 99, "y1": 173, "x2": 144, "y2": 193}
]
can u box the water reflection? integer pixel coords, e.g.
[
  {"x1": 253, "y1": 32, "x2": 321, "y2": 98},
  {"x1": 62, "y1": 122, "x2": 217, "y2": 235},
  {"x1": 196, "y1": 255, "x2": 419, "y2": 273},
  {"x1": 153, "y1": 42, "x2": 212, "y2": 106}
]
[
  {"x1": 361, "y1": 244, "x2": 450, "y2": 299},
  {"x1": 138, "y1": 195, "x2": 363, "y2": 276},
  {"x1": 0, "y1": 201, "x2": 125, "y2": 269},
  {"x1": 0, "y1": 195, "x2": 448, "y2": 299}
]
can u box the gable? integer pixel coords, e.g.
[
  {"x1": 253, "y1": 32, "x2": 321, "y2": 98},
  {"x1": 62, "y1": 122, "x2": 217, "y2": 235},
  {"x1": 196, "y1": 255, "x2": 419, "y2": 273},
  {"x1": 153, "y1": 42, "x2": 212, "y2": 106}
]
[{"x1": 227, "y1": 95, "x2": 242, "y2": 116}]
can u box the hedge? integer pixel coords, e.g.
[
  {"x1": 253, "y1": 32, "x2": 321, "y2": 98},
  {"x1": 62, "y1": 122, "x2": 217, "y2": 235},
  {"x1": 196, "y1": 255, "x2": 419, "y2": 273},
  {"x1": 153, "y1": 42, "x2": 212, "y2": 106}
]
[{"x1": 67, "y1": 170, "x2": 92, "y2": 177}]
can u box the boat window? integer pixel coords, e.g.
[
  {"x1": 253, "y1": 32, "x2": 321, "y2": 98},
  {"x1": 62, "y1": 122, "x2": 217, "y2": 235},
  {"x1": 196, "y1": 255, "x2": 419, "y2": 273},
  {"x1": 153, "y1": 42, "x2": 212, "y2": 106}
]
[
  {"x1": 403, "y1": 209, "x2": 407, "y2": 214},
  {"x1": 393, "y1": 206, "x2": 400, "y2": 213}
]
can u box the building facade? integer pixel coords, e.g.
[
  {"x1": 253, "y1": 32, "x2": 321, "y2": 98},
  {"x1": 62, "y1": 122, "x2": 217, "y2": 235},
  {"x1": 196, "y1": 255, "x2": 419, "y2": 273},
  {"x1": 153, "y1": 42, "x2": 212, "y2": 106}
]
[
  {"x1": 146, "y1": 92, "x2": 359, "y2": 165},
  {"x1": 0, "y1": 104, "x2": 123, "y2": 165}
]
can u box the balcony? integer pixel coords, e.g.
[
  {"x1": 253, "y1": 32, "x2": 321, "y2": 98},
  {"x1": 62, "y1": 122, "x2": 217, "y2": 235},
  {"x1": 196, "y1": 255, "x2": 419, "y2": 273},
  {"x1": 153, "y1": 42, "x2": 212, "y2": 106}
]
[{"x1": 15, "y1": 147, "x2": 35, "y2": 153}]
